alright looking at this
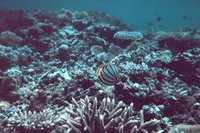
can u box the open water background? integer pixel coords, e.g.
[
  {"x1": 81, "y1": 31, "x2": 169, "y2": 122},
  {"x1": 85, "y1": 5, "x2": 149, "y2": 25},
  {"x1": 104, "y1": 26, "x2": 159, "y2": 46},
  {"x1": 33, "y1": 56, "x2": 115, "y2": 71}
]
[{"x1": 0, "y1": 0, "x2": 200, "y2": 31}]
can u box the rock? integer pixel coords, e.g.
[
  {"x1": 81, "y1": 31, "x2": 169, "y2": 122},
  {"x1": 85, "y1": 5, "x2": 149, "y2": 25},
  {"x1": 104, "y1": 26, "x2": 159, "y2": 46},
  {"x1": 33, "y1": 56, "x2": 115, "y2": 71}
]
[
  {"x1": 168, "y1": 48, "x2": 200, "y2": 85},
  {"x1": 0, "y1": 67, "x2": 22, "y2": 101},
  {"x1": 0, "y1": 45, "x2": 19, "y2": 70},
  {"x1": 107, "y1": 44, "x2": 121, "y2": 57},
  {"x1": 94, "y1": 23, "x2": 119, "y2": 40},
  {"x1": 17, "y1": 46, "x2": 33, "y2": 66},
  {"x1": 0, "y1": 101, "x2": 10, "y2": 113},
  {"x1": 0, "y1": 54, "x2": 11, "y2": 71},
  {"x1": 57, "y1": 44, "x2": 71, "y2": 60},
  {"x1": 155, "y1": 31, "x2": 200, "y2": 54},
  {"x1": 21, "y1": 15, "x2": 36, "y2": 27},
  {"x1": 74, "y1": 11, "x2": 90, "y2": 20},
  {"x1": 60, "y1": 9, "x2": 73, "y2": 18},
  {"x1": 27, "y1": 27, "x2": 42, "y2": 38},
  {"x1": 40, "y1": 23, "x2": 54, "y2": 34},
  {"x1": 0, "y1": 44, "x2": 32, "y2": 68},
  {"x1": 57, "y1": 12, "x2": 72, "y2": 27},
  {"x1": 26, "y1": 38, "x2": 49, "y2": 53},
  {"x1": 90, "y1": 45, "x2": 104, "y2": 56},
  {"x1": 72, "y1": 20, "x2": 91, "y2": 31},
  {"x1": 59, "y1": 26, "x2": 79, "y2": 38},
  {"x1": 144, "y1": 50, "x2": 173, "y2": 66},
  {"x1": 0, "y1": 31, "x2": 23, "y2": 48},
  {"x1": 87, "y1": 36, "x2": 107, "y2": 46},
  {"x1": 33, "y1": 10, "x2": 57, "y2": 23},
  {"x1": 142, "y1": 104, "x2": 164, "y2": 119}
]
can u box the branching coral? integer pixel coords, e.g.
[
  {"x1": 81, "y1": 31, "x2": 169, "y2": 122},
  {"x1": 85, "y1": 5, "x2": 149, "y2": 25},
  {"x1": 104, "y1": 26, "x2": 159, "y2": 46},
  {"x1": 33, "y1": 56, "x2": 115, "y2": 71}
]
[
  {"x1": 2, "y1": 96, "x2": 161, "y2": 133},
  {"x1": 59, "y1": 96, "x2": 160, "y2": 133},
  {"x1": 6, "y1": 106, "x2": 60, "y2": 132}
]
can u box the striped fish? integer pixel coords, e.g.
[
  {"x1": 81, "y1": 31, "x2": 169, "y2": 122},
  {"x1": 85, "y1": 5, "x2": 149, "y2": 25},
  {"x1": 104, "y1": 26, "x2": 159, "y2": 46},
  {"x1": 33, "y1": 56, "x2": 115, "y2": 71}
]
[{"x1": 96, "y1": 63, "x2": 119, "y2": 85}]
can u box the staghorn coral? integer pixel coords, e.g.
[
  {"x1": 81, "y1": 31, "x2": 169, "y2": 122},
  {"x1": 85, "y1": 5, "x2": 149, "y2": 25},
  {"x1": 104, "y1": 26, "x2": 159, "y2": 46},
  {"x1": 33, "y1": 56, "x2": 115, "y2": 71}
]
[
  {"x1": 5, "y1": 106, "x2": 60, "y2": 132},
  {"x1": 59, "y1": 96, "x2": 160, "y2": 133},
  {"x1": 2, "y1": 97, "x2": 162, "y2": 133}
]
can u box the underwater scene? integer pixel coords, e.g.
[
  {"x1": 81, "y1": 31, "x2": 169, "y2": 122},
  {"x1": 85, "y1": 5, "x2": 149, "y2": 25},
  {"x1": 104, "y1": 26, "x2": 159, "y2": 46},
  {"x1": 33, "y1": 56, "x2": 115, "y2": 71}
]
[{"x1": 0, "y1": 0, "x2": 200, "y2": 133}]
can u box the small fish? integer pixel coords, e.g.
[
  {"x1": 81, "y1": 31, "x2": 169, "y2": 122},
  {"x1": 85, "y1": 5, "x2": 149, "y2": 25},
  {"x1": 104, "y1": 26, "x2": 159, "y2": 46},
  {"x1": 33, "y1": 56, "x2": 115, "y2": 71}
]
[
  {"x1": 181, "y1": 15, "x2": 188, "y2": 20},
  {"x1": 96, "y1": 63, "x2": 119, "y2": 85},
  {"x1": 156, "y1": 16, "x2": 162, "y2": 22}
]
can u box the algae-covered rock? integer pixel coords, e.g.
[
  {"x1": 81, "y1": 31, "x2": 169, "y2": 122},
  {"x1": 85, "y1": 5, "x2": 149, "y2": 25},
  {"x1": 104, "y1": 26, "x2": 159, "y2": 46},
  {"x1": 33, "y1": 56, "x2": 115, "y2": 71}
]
[
  {"x1": 155, "y1": 31, "x2": 200, "y2": 54},
  {"x1": 0, "y1": 31, "x2": 23, "y2": 47},
  {"x1": 168, "y1": 48, "x2": 200, "y2": 85}
]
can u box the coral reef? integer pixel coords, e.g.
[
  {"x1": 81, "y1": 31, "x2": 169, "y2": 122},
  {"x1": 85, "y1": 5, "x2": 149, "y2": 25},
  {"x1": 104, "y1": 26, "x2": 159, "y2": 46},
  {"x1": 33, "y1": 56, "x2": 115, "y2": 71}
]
[
  {"x1": 0, "y1": 8, "x2": 200, "y2": 133},
  {"x1": 58, "y1": 96, "x2": 161, "y2": 133}
]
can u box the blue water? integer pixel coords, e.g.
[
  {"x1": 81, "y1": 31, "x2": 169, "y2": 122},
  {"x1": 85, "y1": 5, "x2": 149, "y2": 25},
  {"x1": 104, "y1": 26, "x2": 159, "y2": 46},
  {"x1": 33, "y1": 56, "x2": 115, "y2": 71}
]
[{"x1": 0, "y1": 0, "x2": 200, "y2": 31}]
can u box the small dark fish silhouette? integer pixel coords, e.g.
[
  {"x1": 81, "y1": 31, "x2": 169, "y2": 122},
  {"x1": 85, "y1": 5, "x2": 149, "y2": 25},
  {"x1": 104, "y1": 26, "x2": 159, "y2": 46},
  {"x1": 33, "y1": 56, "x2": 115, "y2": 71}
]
[
  {"x1": 156, "y1": 16, "x2": 162, "y2": 22},
  {"x1": 182, "y1": 15, "x2": 188, "y2": 20}
]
